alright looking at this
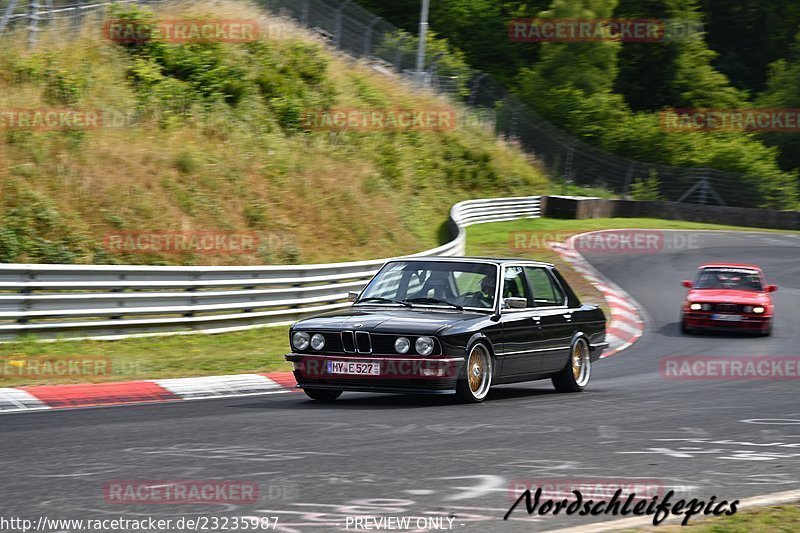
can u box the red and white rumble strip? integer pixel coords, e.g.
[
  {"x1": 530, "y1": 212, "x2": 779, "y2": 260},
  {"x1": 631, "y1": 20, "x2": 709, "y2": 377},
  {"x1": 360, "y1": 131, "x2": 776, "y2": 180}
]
[
  {"x1": 0, "y1": 372, "x2": 296, "y2": 414},
  {"x1": 549, "y1": 232, "x2": 646, "y2": 358}
]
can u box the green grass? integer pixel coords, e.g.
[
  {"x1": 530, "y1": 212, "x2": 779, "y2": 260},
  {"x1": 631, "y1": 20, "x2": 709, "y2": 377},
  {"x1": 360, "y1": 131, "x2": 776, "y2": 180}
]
[
  {"x1": 631, "y1": 503, "x2": 800, "y2": 532},
  {"x1": 0, "y1": 1, "x2": 550, "y2": 267},
  {"x1": 466, "y1": 216, "x2": 794, "y2": 259},
  {"x1": 1, "y1": 217, "x2": 795, "y2": 388},
  {"x1": 0, "y1": 327, "x2": 291, "y2": 387}
]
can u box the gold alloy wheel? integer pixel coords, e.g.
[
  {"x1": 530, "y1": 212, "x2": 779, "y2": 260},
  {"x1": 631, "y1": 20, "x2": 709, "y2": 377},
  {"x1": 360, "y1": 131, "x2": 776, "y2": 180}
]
[
  {"x1": 466, "y1": 344, "x2": 492, "y2": 400},
  {"x1": 571, "y1": 339, "x2": 591, "y2": 387}
]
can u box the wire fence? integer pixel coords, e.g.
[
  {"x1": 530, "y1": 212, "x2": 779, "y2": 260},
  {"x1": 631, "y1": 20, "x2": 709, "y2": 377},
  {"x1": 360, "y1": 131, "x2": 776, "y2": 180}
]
[
  {"x1": 262, "y1": 0, "x2": 782, "y2": 209},
  {"x1": 0, "y1": 0, "x2": 790, "y2": 208}
]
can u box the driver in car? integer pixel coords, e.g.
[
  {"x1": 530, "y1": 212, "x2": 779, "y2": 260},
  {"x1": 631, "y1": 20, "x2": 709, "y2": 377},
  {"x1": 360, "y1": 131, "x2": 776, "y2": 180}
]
[{"x1": 464, "y1": 276, "x2": 496, "y2": 308}]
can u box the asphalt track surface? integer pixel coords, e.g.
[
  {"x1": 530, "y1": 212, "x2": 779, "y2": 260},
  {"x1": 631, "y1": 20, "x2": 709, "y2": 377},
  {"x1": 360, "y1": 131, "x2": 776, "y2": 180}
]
[{"x1": 1, "y1": 231, "x2": 799, "y2": 532}]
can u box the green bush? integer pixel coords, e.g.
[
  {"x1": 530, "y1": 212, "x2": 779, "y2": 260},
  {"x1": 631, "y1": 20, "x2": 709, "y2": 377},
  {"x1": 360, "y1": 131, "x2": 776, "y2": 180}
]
[{"x1": 630, "y1": 172, "x2": 662, "y2": 201}]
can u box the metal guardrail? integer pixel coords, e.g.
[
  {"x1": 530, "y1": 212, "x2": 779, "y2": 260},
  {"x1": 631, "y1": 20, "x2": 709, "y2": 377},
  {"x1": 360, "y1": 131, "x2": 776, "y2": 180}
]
[{"x1": 0, "y1": 196, "x2": 542, "y2": 341}]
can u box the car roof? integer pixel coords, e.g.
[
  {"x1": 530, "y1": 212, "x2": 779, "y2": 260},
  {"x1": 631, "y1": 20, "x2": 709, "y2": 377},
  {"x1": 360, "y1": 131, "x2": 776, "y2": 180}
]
[
  {"x1": 698, "y1": 263, "x2": 763, "y2": 271},
  {"x1": 394, "y1": 256, "x2": 554, "y2": 267}
]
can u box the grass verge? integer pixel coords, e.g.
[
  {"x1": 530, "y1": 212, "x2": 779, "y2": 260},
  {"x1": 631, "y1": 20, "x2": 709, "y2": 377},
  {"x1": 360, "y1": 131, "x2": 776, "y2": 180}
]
[
  {"x1": 0, "y1": 217, "x2": 795, "y2": 387},
  {"x1": 631, "y1": 502, "x2": 800, "y2": 532}
]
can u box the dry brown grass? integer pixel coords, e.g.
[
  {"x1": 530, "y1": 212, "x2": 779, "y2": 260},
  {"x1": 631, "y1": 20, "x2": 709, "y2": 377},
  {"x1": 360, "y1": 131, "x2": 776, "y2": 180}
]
[{"x1": 0, "y1": 0, "x2": 550, "y2": 266}]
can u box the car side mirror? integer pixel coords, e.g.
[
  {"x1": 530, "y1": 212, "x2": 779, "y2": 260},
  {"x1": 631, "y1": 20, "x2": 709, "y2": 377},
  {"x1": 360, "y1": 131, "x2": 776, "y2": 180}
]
[
  {"x1": 348, "y1": 291, "x2": 360, "y2": 302},
  {"x1": 682, "y1": 280, "x2": 693, "y2": 289},
  {"x1": 503, "y1": 297, "x2": 528, "y2": 309},
  {"x1": 767, "y1": 285, "x2": 778, "y2": 293}
]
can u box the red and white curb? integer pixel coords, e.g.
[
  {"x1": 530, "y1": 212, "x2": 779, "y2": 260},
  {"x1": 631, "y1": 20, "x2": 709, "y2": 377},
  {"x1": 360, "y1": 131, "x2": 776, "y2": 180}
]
[
  {"x1": 0, "y1": 372, "x2": 297, "y2": 414},
  {"x1": 549, "y1": 232, "x2": 646, "y2": 358}
]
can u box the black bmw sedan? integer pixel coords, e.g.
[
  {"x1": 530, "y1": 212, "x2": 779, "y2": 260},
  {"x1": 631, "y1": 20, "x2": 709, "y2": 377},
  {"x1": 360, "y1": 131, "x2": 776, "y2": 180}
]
[{"x1": 285, "y1": 258, "x2": 608, "y2": 402}]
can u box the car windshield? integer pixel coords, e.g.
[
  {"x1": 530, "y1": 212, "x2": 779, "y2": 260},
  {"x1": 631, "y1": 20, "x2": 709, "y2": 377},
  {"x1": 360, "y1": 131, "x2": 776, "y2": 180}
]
[
  {"x1": 358, "y1": 261, "x2": 498, "y2": 310},
  {"x1": 694, "y1": 268, "x2": 763, "y2": 291}
]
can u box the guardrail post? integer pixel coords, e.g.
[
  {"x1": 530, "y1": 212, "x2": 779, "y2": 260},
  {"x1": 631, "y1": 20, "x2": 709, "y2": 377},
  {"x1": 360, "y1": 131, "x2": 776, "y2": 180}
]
[
  {"x1": 0, "y1": 0, "x2": 18, "y2": 35},
  {"x1": 388, "y1": 33, "x2": 410, "y2": 72},
  {"x1": 184, "y1": 286, "x2": 196, "y2": 317},
  {"x1": 17, "y1": 285, "x2": 31, "y2": 324},
  {"x1": 363, "y1": 15, "x2": 380, "y2": 56},
  {"x1": 27, "y1": 0, "x2": 39, "y2": 49},
  {"x1": 468, "y1": 73, "x2": 488, "y2": 107},
  {"x1": 72, "y1": 0, "x2": 83, "y2": 31}
]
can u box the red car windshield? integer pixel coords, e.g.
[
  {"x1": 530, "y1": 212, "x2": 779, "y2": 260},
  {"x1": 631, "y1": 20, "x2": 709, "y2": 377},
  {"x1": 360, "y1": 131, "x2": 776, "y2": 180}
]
[{"x1": 694, "y1": 268, "x2": 763, "y2": 291}]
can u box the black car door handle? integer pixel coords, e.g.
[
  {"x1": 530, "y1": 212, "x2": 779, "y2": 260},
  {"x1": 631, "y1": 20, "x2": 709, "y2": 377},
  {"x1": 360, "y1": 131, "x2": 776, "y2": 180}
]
[
  {"x1": 531, "y1": 316, "x2": 541, "y2": 322},
  {"x1": 564, "y1": 313, "x2": 573, "y2": 321}
]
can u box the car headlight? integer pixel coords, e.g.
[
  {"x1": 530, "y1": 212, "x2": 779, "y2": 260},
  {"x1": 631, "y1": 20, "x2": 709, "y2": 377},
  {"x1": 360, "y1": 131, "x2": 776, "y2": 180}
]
[
  {"x1": 395, "y1": 337, "x2": 411, "y2": 354},
  {"x1": 415, "y1": 336, "x2": 435, "y2": 356},
  {"x1": 690, "y1": 303, "x2": 702, "y2": 311},
  {"x1": 292, "y1": 331, "x2": 310, "y2": 350},
  {"x1": 743, "y1": 306, "x2": 753, "y2": 313},
  {"x1": 702, "y1": 304, "x2": 712, "y2": 311},
  {"x1": 310, "y1": 333, "x2": 326, "y2": 351},
  {"x1": 753, "y1": 306, "x2": 765, "y2": 314}
]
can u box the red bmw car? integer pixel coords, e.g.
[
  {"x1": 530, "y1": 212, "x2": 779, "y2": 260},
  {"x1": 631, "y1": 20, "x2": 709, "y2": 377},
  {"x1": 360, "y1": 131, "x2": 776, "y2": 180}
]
[{"x1": 681, "y1": 264, "x2": 777, "y2": 336}]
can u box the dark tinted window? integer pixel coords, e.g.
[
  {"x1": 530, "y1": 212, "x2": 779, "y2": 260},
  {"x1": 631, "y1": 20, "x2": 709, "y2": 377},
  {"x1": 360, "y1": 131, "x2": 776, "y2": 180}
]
[{"x1": 525, "y1": 267, "x2": 566, "y2": 306}]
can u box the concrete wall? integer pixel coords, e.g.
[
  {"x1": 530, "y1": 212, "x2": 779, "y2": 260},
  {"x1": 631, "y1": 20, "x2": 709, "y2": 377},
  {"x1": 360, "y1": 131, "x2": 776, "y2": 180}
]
[{"x1": 543, "y1": 196, "x2": 800, "y2": 230}]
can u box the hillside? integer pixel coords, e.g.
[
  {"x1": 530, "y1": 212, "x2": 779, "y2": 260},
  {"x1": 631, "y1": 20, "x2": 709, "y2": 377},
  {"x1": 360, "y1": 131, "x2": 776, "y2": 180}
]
[{"x1": 0, "y1": 1, "x2": 550, "y2": 266}]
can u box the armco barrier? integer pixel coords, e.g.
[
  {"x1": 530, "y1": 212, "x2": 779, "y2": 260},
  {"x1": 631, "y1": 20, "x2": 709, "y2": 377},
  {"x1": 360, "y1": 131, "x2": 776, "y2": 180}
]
[
  {"x1": 544, "y1": 196, "x2": 800, "y2": 230},
  {"x1": 0, "y1": 196, "x2": 541, "y2": 342}
]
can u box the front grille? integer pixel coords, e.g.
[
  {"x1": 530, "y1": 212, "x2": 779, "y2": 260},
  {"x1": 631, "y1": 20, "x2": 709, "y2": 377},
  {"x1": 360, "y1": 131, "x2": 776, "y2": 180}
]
[
  {"x1": 371, "y1": 334, "x2": 398, "y2": 355},
  {"x1": 321, "y1": 332, "x2": 344, "y2": 353},
  {"x1": 341, "y1": 331, "x2": 355, "y2": 353},
  {"x1": 355, "y1": 331, "x2": 372, "y2": 353},
  {"x1": 715, "y1": 303, "x2": 739, "y2": 313}
]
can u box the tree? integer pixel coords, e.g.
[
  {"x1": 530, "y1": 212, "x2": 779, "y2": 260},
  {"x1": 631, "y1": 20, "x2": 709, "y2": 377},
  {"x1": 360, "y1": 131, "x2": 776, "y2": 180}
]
[
  {"x1": 515, "y1": 0, "x2": 630, "y2": 139},
  {"x1": 614, "y1": 0, "x2": 744, "y2": 111}
]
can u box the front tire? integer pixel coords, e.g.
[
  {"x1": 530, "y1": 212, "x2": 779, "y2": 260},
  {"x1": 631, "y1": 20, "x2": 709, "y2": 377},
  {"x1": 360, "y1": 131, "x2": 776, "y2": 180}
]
[
  {"x1": 552, "y1": 338, "x2": 591, "y2": 393},
  {"x1": 455, "y1": 343, "x2": 493, "y2": 403},
  {"x1": 303, "y1": 388, "x2": 342, "y2": 402},
  {"x1": 681, "y1": 315, "x2": 693, "y2": 334}
]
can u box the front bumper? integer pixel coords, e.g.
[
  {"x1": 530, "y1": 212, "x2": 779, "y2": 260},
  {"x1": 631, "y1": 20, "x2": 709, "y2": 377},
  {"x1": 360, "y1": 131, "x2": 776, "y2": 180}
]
[
  {"x1": 285, "y1": 353, "x2": 465, "y2": 393},
  {"x1": 683, "y1": 312, "x2": 772, "y2": 332}
]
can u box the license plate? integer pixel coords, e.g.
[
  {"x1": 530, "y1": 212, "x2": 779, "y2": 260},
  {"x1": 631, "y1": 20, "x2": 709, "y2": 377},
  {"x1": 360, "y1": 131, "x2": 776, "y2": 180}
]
[
  {"x1": 327, "y1": 361, "x2": 380, "y2": 375},
  {"x1": 711, "y1": 314, "x2": 742, "y2": 322}
]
